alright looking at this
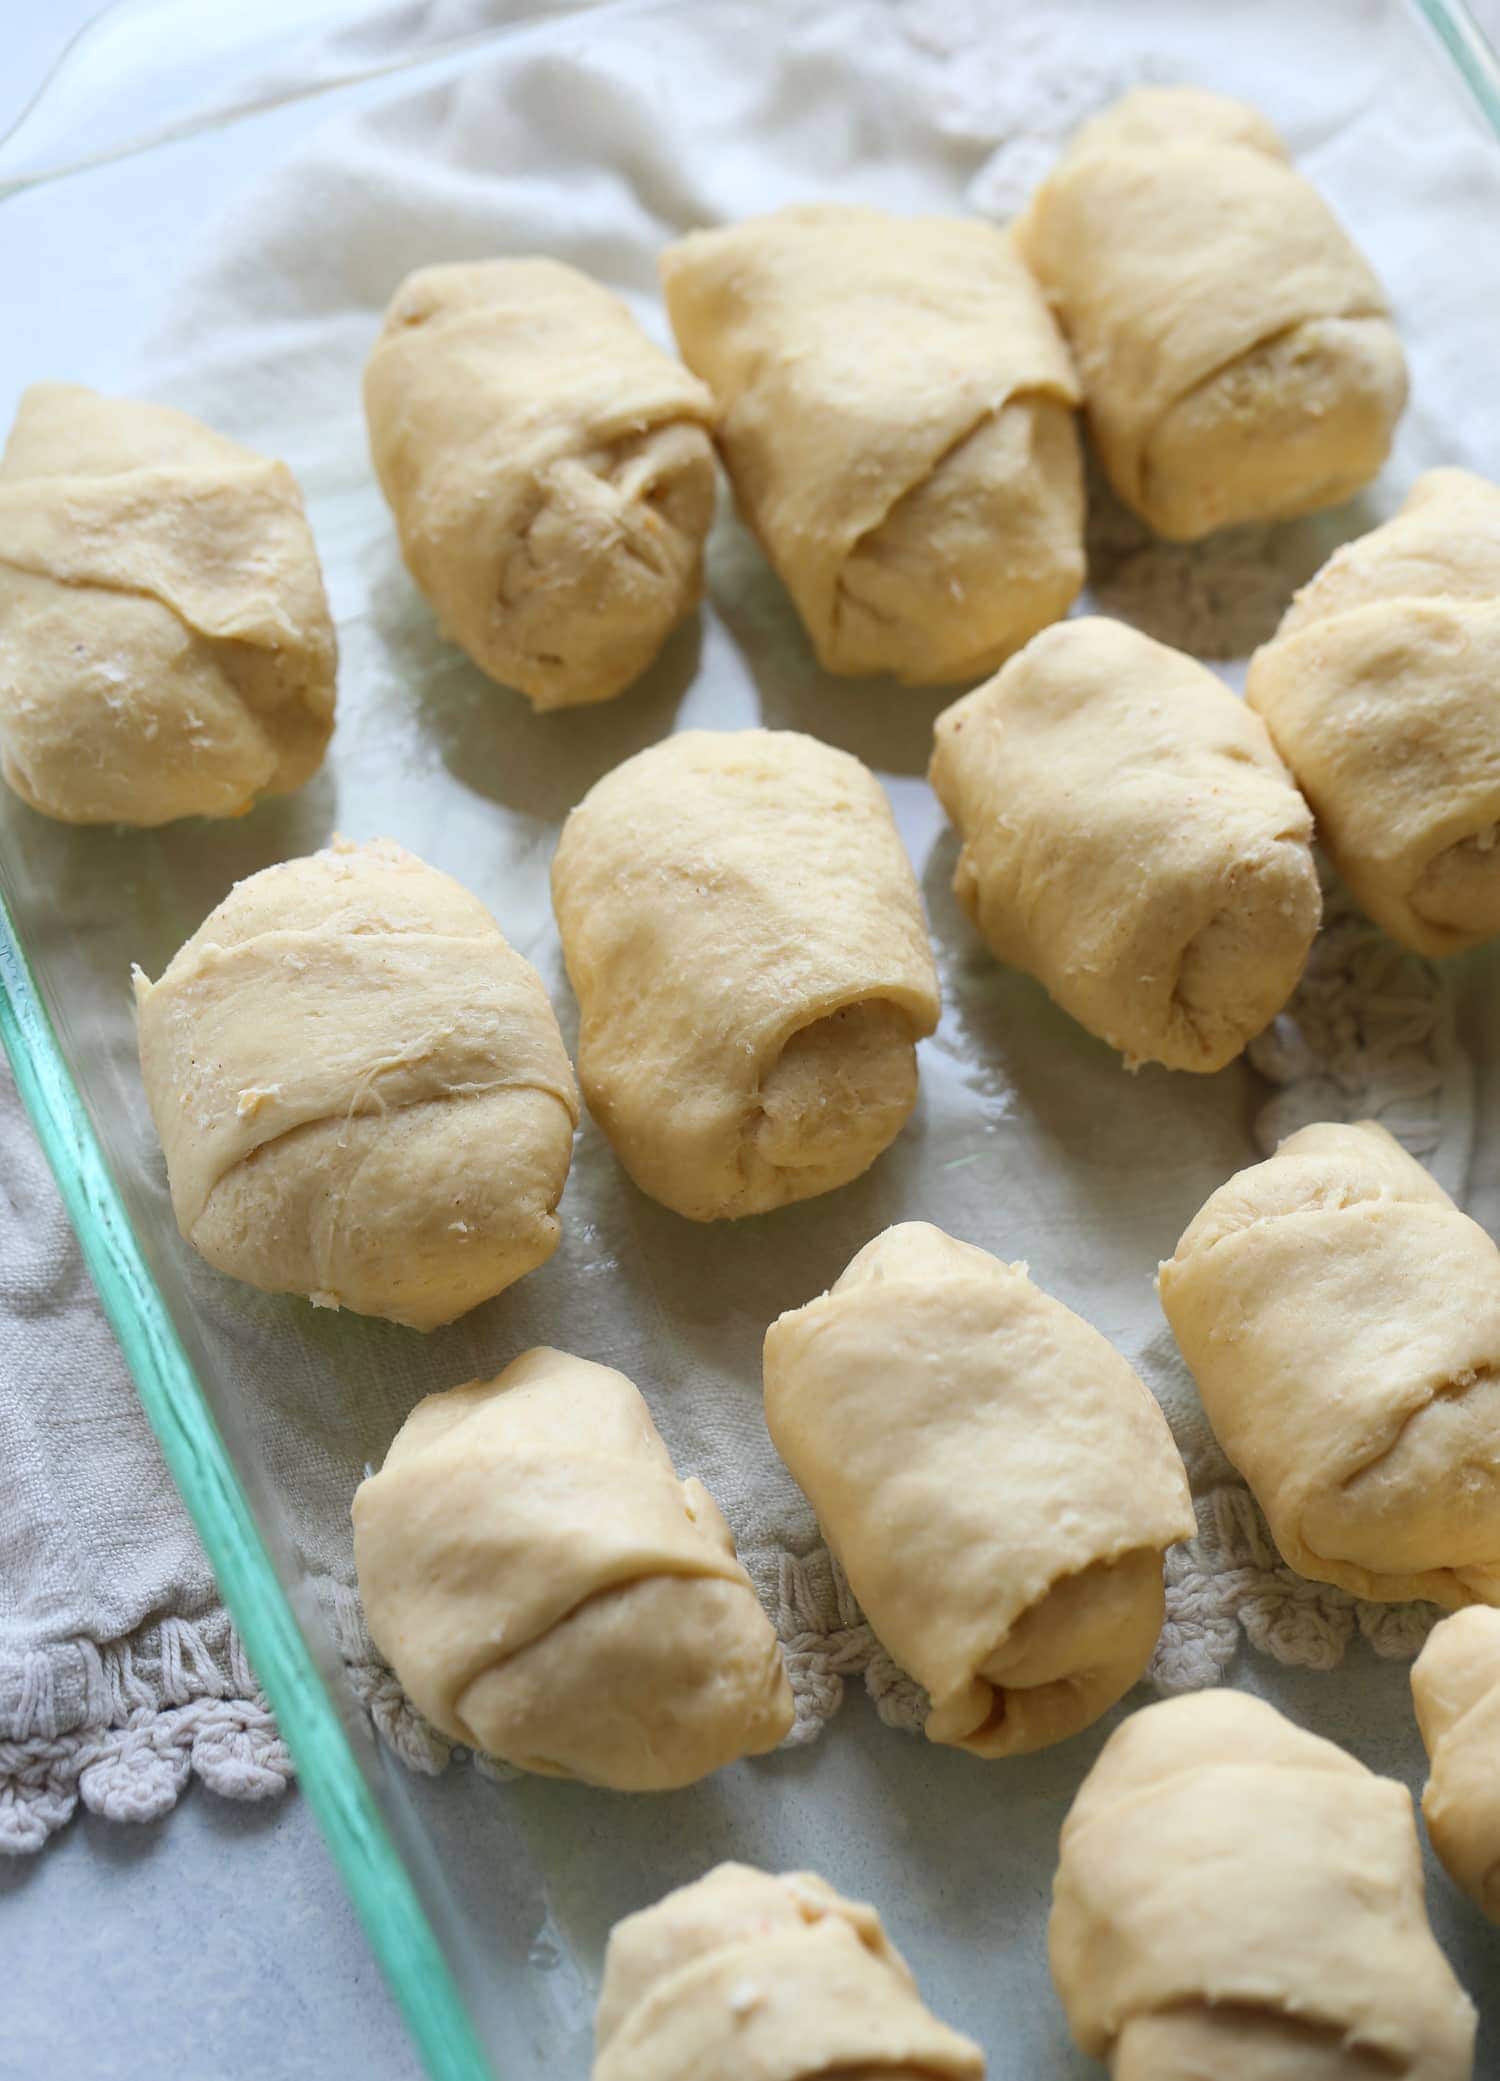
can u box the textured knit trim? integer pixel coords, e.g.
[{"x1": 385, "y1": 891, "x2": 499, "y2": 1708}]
[{"x1": 0, "y1": 1620, "x2": 291, "y2": 1854}]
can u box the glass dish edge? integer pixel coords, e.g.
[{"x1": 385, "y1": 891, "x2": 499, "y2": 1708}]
[
  {"x1": 0, "y1": 889, "x2": 496, "y2": 2081},
  {"x1": 0, "y1": 3, "x2": 1496, "y2": 2078}
]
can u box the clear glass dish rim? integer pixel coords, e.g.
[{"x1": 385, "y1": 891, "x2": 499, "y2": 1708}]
[{"x1": 0, "y1": 4, "x2": 1496, "y2": 2078}]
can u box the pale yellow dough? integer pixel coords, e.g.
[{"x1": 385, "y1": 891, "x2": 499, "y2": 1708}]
[
  {"x1": 1412, "y1": 1608, "x2": 1500, "y2": 1922},
  {"x1": 1159, "y1": 1120, "x2": 1500, "y2": 1606},
  {"x1": 592, "y1": 1862, "x2": 984, "y2": 2081},
  {"x1": 928, "y1": 617, "x2": 1320, "y2": 1072},
  {"x1": 352, "y1": 1351, "x2": 793, "y2": 1791},
  {"x1": 1050, "y1": 1691, "x2": 1476, "y2": 2080},
  {"x1": 0, "y1": 382, "x2": 336, "y2": 824},
  {"x1": 762, "y1": 1223, "x2": 1194, "y2": 1756},
  {"x1": 550, "y1": 729, "x2": 940, "y2": 1220},
  {"x1": 363, "y1": 259, "x2": 716, "y2": 710},
  {"x1": 1018, "y1": 87, "x2": 1407, "y2": 539},
  {"x1": 660, "y1": 203, "x2": 1083, "y2": 682},
  {"x1": 135, "y1": 837, "x2": 578, "y2": 1330},
  {"x1": 1247, "y1": 468, "x2": 1500, "y2": 956}
]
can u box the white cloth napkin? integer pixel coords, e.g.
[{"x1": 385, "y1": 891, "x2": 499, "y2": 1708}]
[
  {"x1": 3, "y1": 0, "x2": 1499, "y2": 1857},
  {"x1": 0, "y1": 1063, "x2": 290, "y2": 1853}
]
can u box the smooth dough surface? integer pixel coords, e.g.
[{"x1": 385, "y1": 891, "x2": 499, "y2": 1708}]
[
  {"x1": 661, "y1": 203, "x2": 1083, "y2": 682},
  {"x1": 1018, "y1": 87, "x2": 1406, "y2": 539},
  {"x1": 550, "y1": 729, "x2": 940, "y2": 1220},
  {"x1": 929, "y1": 617, "x2": 1320, "y2": 1072},
  {"x1": 0, "y1": 382, "x2": 335, "y2": 824},
  {"x1": 1159, "y1": 1120, "x2": 1500, "y2": 1605},
  {"x1": 1412, "y1": 1607, "x2": 1500, "y2": 1921},
  {"x1": 135, "y1": 837, "x2": 578, "y2": 1329},
  {"x1": 593, "y1": 1862, "x2": 984, "y2": 2081},
  {"x1": 364, "y1": 259, "x2": 716, "y2": 709},
  {"x1": 762, "y1": 1223, "x2": 1194, "y2": 1756},
  {"x1": 1247, "y1": 468, "x2": 1500, "y2": 957},
  {"x1": 352, "y1": 1351, "x2": 793, "y2": 1791},
  {"x1": 1050, "y1": 1691, "x2": 1476, "y2": 2080}
]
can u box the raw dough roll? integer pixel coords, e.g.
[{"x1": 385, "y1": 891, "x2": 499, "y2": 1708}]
[
  {"x1": 352, "y1": 1351, "x2": 794, "y2": 1790},
  {"x1": 762, "y1": 1223, "x2": 1194, "y2": 1756},
  {"x1": 660, "y1": 203, "x2": 1083, "y2": 682},
  {"x1": 1412, "y1": 1608, "x2": 1500, "y2": 1921},
  {"x1": 0, "y1": 382, "x2": 336, "y2": 824},
  {"x1": 1050, "y1": 1691, "x2": 1476, "y2": 2081},
  {"x1": 1246, "y1": 469, "x2": 1500, "y2": 956},
  {"x1": 928, "y1": 617, "x2": 1320, "y2": 1073},
  {"x1": 135, "y1": 837, "x2": 578, "y2": 1330},
  {"x1": 593, "y1": 1862, "x2": 984, "y2": 2081},
  {"x1": 1159, "y1": 1120, "x2": 1500, "y2": 1607},
  {"x1": 364, "y1": 259, "x2": 716, "y2": 710},
  {"x1": 550, "y1": 729, "x2": 940, "y2": 1220},
  {"x1": 1018, "y1": 87, "x2": 1407, "y2": 540}
]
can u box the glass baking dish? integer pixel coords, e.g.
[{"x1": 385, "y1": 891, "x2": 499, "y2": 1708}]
[{"x1": 3, "y1": 4, "x2": 1500, "y2": 2077}]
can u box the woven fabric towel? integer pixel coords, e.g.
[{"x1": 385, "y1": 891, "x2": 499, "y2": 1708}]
[{"x1": 0, "y1": 1063, "x2": 291, "y2": 1854}]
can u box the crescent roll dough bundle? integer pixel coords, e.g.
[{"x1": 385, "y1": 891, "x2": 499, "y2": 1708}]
[
  {"x1": 928, "y1": 618, "x2": 1320, "y2": 1072},
  {"x1": 0, "y1": 382, "x2": 336, "y2": 824},
  {"x1": 352, "y1": 1351, "x2": 794, "y2": 1790},
  {"x1": 1247, "y1": 469, "x2": 1500, "y2": 956},
  {"x1": 660, "y1": 203, "x2": 1084, "y2": 682},
  {"x1": 364, "y1": 259, "x2": 716, "y2": 710},
  {"x1": 593, "y1": 1862, "x2": 984, "y2": 2081},
  {"x1": 1050, "y1": 1691, "x2": 1476, "y2": 2081},
  {"x1": 1412, "y1": 1608, "x2": 1500, "y2": 1922},
  {"x1": 762, "y1": 1223, "x2": 1194, "y2": 1756},
  {"x1": 135, "y1": 837, "x2": 578, "y2": 1329},
  {"x1": 1018, "y1": 87, "x2": 1407, "y2": 539},
  {"x1": 1160, "y1": 1120, "x2": 1500, "y2": 1606},
  {"x1": 551, "y1": 730, "x2": 940, "y2": 1220}
]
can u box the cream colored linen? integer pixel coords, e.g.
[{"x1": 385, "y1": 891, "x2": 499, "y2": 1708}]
[
  {"x1": 762, "y1": 1222, "x2": 1194, "y2": 1756},
  {"x1": 660, "y1": 203, "x2": 1083, "y2": 682},
  {"x1": 928, "y1": 617, "x2": 1320, "y2": 1072},
  {"x1": 1246, "y1": 468, "x2": 1500, "y2": 956},
  {"x1": 593, "y1": 1862, "x2": 984, "y2": 2081},
  {"x1": 1018, "y1": 87, "x2": 1407, "y2": 540},
  {"x1": 135, "y1": 836, "x2": 578, "y2": 1330},
  {"x1": 352, "y1": 1351, "x2": 793, "y2": 1791},
  {"x1": 364, "y1": 258, "x2": 716, "y2": 709},
  {"x1": 1050, "y1": 1691, "x2": 1476, "y2": 2080},
  {"x1": 550, "y1": 729, "x2": 940, "y2": 1220},
  {"x1": 0, "y1": 382, "x2": 335, "y2": 824},
  {"x1": 1412, "y1": 1608, "x2": 1500, "y2": 1922},
  {"x1": 1159, "y1": 1120, "x2": 1500, "y2": 1606}
]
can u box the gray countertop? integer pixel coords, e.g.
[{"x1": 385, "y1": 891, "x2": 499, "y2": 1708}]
[{"x1": 1, "y1": 1789, "x2": 421, "y2": 2081}]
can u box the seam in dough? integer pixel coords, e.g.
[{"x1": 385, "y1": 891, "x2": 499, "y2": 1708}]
[
  {"x1": 135, "y1": 836, "x2": 578, "y2": 1329},
  {"x1": 1246, "y1": 467, "x2": 1500, "y2": 957},
  {"x1": 0, "y1": 382, "x2": 336, "y2": 824}
]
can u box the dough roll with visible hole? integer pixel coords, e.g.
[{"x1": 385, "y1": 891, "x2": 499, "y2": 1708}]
[
  {"x1": 364, "y1": 259, "x2": 716, "y2": 710},
  {"x1": 1018, "y1": 88, "x2": 1407, "y2": 540},
  {"x1": 762, "y1": 1223, "x2": 1194, "y2": 1757},
  {"x1": 1247, "y1": 469, "x2": 1500, "y2": 956},
  {"x1": 135, "y1": 837, "x2": 578, "y2": 1329},
  {"x1": 592, "y1": 1862, "x2": 985, "y2": 2081},
  {"x1": 660, "y1": 203, "x2": 1083, "y2": 682},
  {"x1": 1050, "y1": 1691, "x2": 1476, "y2": 2081},
  {"x1": 1159, "y1": 1120, "x2": 1500, "y2": 1606},
  {"x1": 1412, "y1": 1608, "x2": 1500, "y2": 1922},
  {"x1": 929, "y1": 617, "x2": 1320, "y2": 1072},
  {"x1": 550, "y1": 729, "x2": 940, "y2": 1220},
  {"x1": 352, "y1": 1351, "x2": 794, "y2": 1791},
  {"x1": 0, "y1": 383, "x2": 335, "y2": 824}
]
